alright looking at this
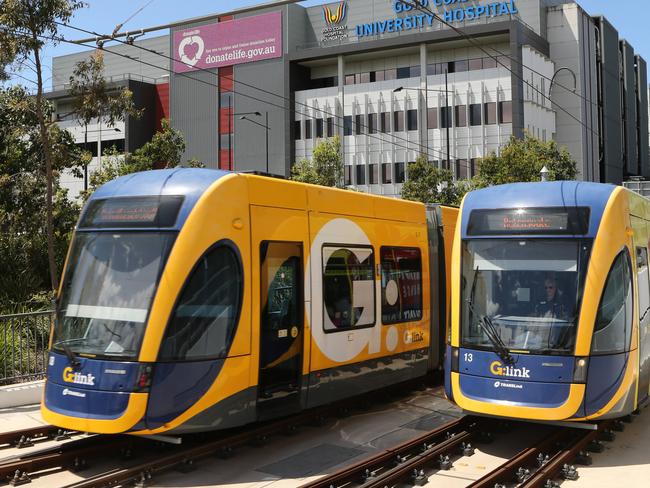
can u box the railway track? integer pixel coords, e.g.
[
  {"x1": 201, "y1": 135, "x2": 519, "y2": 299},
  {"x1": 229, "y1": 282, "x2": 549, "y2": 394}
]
[
  {"x1": 0, "y1": 382, "x2": 430, "y2": 487},
  {"x1": 0, "y1": 425, "x2": 78, "y2": 451},
  {"x1": 299, "y1": 417, "x2": 624, "y2": 488}
]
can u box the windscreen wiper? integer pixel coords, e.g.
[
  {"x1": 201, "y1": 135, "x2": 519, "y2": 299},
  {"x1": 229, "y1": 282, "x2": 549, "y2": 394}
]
[
  {"x1": 467, "y1": 268, "x2": 515, "y2": 366},
  {"x1": 59, "y1": 342, "x2": 81, "y2": 369}
]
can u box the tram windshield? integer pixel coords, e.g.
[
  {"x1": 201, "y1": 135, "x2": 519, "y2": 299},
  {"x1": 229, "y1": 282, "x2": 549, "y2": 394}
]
[
  {"x1": 461, "y1": 239, "x2": 591, "y2": 355},
  {"x1": 52, "y1": 232, "x2": 176, "y2": 360}
]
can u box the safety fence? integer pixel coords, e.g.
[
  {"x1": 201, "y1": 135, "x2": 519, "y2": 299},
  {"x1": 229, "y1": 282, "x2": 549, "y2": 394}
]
[{"x1": 0, "y1": 311, "x2": 53, "y2": 386}]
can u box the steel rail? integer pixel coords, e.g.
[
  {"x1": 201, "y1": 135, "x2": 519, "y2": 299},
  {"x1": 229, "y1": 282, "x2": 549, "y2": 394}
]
[
  {"x1": 300, "y1": 416, "x2": 480, "y2": 488},
  {"x1": 520, "y1": 421, "x2": 614, "y2": 488}
]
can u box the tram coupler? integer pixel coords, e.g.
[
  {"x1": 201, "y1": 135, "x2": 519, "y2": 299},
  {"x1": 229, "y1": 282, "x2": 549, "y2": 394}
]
[
  {"x1": 561, "y1": 464, "x2": 579, "y2": 481},
  {"x1": 460, "y1": 442, "x2": 475, "y2": 456},
  {"x1": 612, "y1": 420, "x2": 625, "y2": 432},
  {"x1": 587, "y1": 440, "x2": 604, "y2": 453},
  {"x1": 438, "y1": 454, "x2": 452, "y2": 470},
  {"x1": 9, "y1": 470, "x2": 31, "y2": 486},
  {"x1": 516, "y1": 467, "x2": 531, "y2": 483},
  {"x1": 575, "y1": 450, "x2": 593, "y2": 466},
  {"x1": 411, "y1": 468, "x2": 428, "y2": 486},
  {"x1": 599, "y1": 429, "x2": 616, "y2": 442}
]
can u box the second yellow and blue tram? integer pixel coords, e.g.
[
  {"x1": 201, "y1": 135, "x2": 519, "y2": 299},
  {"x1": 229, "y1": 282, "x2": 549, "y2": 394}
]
[{"x1": 446, "y1": 181, "x2": 650, "y2": 422}]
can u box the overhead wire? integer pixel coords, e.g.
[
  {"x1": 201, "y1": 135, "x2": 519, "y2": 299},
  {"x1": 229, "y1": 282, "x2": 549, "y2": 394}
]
[
  {"x1": 0, "y1": 25, "x2": 451, "y2": 163},
  {"x1": 55, "y1": 21, "x2": 457, "y2": 163},
  {"x1": 399, "y1": 0, "x2": 602, "y2": 138}
]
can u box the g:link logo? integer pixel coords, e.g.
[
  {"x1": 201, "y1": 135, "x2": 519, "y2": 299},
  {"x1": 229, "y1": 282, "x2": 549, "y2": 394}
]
[
  {"x1": 490, "y1": 361, "x2": 530, "y2": 379},
  {"x1": 63, "y1": 366, "x2": 96, "y2": 386}
]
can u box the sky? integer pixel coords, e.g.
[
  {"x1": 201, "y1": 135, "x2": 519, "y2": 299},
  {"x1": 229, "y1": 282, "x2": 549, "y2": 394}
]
[{"x1": 7, "y1": 0, "x2": 650, "y2": 89}]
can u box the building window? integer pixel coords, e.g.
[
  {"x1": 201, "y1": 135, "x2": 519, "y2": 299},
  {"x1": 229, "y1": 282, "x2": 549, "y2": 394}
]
[
  {"x1": 427, "y1": 63, "x2": 446, "y2": 75},
  {"x1": 355, "y1": 114, "x2": 364, "y2": 135},
  {"x1": 345, "y1": 74, "x2": 355, "y2": 85},
  {"x1": 484, "y1": 102, "x2": 497, "y2": 125},
  {"x1": 380, "y1": 247, "x2": 422, "y2": 324},
  {"x1": 344, "y1": 115, "x2": 353, "y2": 136},
  {"x1": 441, "y1": 106, "x2": 452, "y2": 129},
  {"x1": 396, "y1": 67, "x2": 411, "y2": 79},
  {"x1": 316, "y1": 118, "x2": 324, "y2": 138},
  {"x1": 497, "y1": 56, "x2": 511, "y2": 69},
  {"x1": 356, "y1": 164, "x2": 366, "y2": 185},
  {"x1": 344, "y1": 165, "x2": 352, "y2": 185},
  {"x1": 381, "y1": 112, "x2": 391, "y2": 133},
  {"x1": 220, "y1": 134, "x2": 231, "y2": 150},
  {"x1": 441, "y1": 159, "x2": 450, "y2": 170},
  {"x1": 483, "y1": 57, "x2": 497, "y2": 69},
  {"x1": 469, "y1": 104, "x2": 482, "y2": 126},
  {"x1": 450, "y1": 59, "x2": 468, "y2": 73},
  {"x1": 369, "y1": 163, "x2": 379, "y2": 184},
  {"x1": 101, "y1": 139, "x2": 125, "y2": 155},
  {"x1": 359, "y1": 72, "x2": 370, "y2": 84},
  {"x1": 455, "y1": 105, "x2": 467, "y2": 127},
  {"x1": 470, "y1": 158, "x2": 480, "y2": 177},
  {"x1": 410, "y1": 65, "x2": 421, "y2": 78},
  {"x1": 468, "y1": 58, "x2": 483, "y2": 71},
  {"x1": 407, "y1": 110, "x2": 418, "y2": 131},
  {"x1": 427, "y1": 107, "x2": 438, "y2": 129},
  {"x1": 368, "y1": 113, "x2": 377, "y2": 134},
  {"x1": 458, "y1": 159, "x2": 469, "y2": 179},
  {"x1": 219, "y1": 92, "x2": 233, "y2": 108},
  {"x1": 384, "y1": 68, "x2": 397, "y2": 80},
  {"x1": 374, "y1": 70, "x2": 385, "y2": 82},
  {"x1": 395, "y1": 162, "x2": 406, "y2": 183},
  {"x1": 327, "y1": 117, "x2": 335, "y2": 137},
  {"x1": 394, "y1": 111, "x2": 405, "y2": 132},
  {"x1": 499, "y1": 101, "x2": 513, "y2": 124},
  {"x1": 294, "y1": 120, "x2": 301, "y2": 140},
  {"x1": 382, "y1": 163, "x2": 392, "y2": 184},
  {"x1": 305, "y1": 119, "x2": 312, "y2": 139}
]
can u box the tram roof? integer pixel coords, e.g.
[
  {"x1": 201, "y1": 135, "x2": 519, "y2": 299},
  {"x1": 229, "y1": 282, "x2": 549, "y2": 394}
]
[{"x1": 461, "y1": 181, "x2": 618, "y2": 239}]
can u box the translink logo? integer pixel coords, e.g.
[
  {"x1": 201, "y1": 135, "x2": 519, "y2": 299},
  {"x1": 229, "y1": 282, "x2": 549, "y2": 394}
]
[
  {"x1": 490, "y1": 361, "x2": 530, "y2": 379},
  {"x1": 62, "y1": 366, "x2": 96, "y2": 386}
]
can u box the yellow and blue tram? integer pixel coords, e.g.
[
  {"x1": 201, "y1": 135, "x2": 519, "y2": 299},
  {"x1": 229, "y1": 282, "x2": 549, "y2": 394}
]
[
  {"x1": 42, "y1": 169, "x2": 457, "y2": 435},
  {"x1": 445, "y1": 181, "x2": 650, "y2": 422}
]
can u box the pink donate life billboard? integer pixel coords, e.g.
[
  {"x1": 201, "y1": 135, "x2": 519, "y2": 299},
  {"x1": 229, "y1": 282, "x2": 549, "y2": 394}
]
[{"x1": 173, "y1": 11, "x2": 282, "y2": 73}]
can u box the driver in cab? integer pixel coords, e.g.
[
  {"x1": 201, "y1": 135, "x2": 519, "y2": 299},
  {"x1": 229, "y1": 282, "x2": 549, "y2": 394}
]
[{"x1": 535, "y1": 277, "x2": 569, "y2": 320}]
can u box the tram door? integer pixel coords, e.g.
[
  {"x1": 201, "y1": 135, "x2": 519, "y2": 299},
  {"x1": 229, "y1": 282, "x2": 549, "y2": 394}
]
[{"x1": 252, "y1": 206, "x2": 307, "y2": 419}]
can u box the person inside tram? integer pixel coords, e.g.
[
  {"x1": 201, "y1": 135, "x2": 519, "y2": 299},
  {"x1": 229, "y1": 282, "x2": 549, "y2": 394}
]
[{"x1": 535, "y1": 276, "x2": 569, "y2": 320}]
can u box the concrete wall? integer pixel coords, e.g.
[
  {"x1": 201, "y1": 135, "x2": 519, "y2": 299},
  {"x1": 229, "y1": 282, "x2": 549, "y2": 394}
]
[
  {"x1": 51, "y1": 35, "x2": 170, "y2": 90},
  {"x1": 547, "y1": 3, "x2": 599, "y2": 181}
]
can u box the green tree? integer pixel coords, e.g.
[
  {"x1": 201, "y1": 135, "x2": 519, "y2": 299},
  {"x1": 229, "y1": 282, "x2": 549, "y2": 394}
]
[
  {"x1": 0, "y1": 0, "x2": 85, "y2": 291},
  {"x1": 478, "y1": 134, "x2": 577, "y2": 186},
  {"x1": 401, "y1": 155, "x2": 464, "y2": 206},
  {"x1": 291, "y1": 136, "x2": 344, "y2": 188},
  {"x1": 0, "y1": 86, "x2": 82, "y2": 311},
  {"x1": 83, "y1": 119, "x2": 193, "y2": 199}
]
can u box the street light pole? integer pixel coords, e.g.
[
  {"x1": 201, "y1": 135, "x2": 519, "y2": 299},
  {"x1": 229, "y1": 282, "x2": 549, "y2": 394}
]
[{"x1": 445, "y1": 69, "x2": 451, "y2": 175}]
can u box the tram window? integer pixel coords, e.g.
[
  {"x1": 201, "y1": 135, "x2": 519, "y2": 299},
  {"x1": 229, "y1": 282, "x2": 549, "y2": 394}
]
[
  {"x1": 322, "y1": 245, "x2": 375, "y2": 331},
  {"x1": 159, "y1": 244, "x2": 242, "y2": 361},
  {"x1": 380, "y1": 247, "x2": 422, "y2": 324},
  {"x1": 592, "y1": 250, "x2": 633, "y2": 355},
  {"x1": 636, "y1": 247, "x2": 650, "y2": 322}
]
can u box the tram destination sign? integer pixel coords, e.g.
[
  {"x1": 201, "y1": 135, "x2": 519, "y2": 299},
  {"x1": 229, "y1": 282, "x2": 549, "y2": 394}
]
[
  {"x1": 80, "y1": 196, "x2": 184, "y2": 228},
  {"x1": 467, "y1": 207, "x2": 591, "y2": 236}
]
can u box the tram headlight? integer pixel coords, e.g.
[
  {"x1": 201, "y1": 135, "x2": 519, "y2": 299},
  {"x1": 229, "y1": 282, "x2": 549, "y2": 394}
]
[
  {"x1": 573, "y1": 357, "x2": 589, "y2": 384},
  {"x1": 451, "y1": 347, "x2": 460, "y2": 373}
]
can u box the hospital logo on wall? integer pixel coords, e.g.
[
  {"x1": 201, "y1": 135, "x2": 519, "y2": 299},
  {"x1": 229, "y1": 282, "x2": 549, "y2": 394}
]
[{"x1": 321, "y1": 1, "x2": 349, "y2": 44}]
